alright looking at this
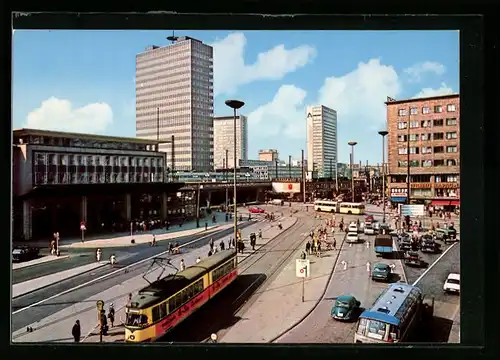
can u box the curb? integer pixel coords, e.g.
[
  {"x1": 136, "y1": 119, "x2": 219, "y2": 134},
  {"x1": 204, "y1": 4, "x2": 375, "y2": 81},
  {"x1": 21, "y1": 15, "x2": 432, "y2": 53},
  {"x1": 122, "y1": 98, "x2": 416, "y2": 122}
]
[
  {"x1": 268, "y1": 232, "x2": 347, "y2": 343},
  {"x1": 392, "y1": 238, "x2": 408, "y2": 284}
]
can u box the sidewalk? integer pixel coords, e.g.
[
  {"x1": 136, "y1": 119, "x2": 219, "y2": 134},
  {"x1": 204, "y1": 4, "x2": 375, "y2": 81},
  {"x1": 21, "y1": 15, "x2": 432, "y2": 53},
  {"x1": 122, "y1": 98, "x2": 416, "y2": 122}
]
[
  {"x1": 12, "y1": 215, "x2": 297, "y2": 343},
  {"x1": 12, "y1": 255, "x2": 71, "y2": 270},
  {"x1": 219, "y1": 230, "x2": 345, "y2": 343}
]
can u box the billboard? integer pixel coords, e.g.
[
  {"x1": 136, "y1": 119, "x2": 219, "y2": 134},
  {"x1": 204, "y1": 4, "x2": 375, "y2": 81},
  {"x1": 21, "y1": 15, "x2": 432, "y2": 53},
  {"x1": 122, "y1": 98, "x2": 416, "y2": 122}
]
[{"x1": 272, "y1": 182, "x2": 301, "y2": 193}]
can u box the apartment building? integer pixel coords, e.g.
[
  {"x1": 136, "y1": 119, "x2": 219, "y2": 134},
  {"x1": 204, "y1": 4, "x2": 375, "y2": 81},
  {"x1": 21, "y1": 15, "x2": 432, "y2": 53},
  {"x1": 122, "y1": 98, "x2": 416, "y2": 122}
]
[
  {"x1": 386, "y1": 94, "x2": 460, "y2": 209},
  {"x1": 213, "y1": 115, "x2": 248, "y2": 169},
  {"x1": 135, "y1": 37, "x2": 214, "y2": 171},
  {"x1": 259, "y1": 149, "x2": 279, "y2": 162},
  {"x1": 306, "y1": 105, "x2": 338, "y2": 179}
]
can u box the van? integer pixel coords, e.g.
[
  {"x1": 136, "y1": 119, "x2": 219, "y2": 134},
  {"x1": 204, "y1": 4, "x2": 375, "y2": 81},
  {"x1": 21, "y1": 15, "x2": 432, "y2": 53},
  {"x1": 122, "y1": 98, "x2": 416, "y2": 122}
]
[{"x1": 271, "y1": 199, "x2": 284, "y2": 206}]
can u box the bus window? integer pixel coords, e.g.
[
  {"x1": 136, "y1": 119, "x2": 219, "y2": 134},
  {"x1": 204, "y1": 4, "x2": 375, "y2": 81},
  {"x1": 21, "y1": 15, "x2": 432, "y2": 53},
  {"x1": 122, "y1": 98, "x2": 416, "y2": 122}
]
[
  {"x1": 356, "y1": 318, "x2": 368, "y2": 335},
  {"x1": 126, "y1": 313, "x2": 148, "y2": 327},
  {"x1": 366, "y1": 319, "x2": 388, "y2": 340},
  {"x1": 388, "y1": 325, "x2": 400, "y2": 342},
  {"x1": 152, "y1": 305, "x2": 160, "y2": 322}
]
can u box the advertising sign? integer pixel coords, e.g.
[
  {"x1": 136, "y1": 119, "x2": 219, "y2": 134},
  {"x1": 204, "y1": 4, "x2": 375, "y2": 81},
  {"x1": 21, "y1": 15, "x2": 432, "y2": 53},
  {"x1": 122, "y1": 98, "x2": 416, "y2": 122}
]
[
  {"x1": 272, "y1": 182, "x2": 301, "y2": 193},
  {"x1": 401, "y1": 204, "x2": 425, "y2": 217}
]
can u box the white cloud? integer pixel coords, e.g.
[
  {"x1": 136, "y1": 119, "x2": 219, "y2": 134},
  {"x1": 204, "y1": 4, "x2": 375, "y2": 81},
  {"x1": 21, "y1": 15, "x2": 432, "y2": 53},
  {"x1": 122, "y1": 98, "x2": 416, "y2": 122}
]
[
  {"x1": 317, "y1": 58, "x2": 401, "y2": 125},
  {"x1": 413, "y1": 82, "x2": 454, "y2": 98},
  {"x1": 25, "y1": 97, "x2": 113, "y2": 133},
  {"x1": 403, "y1": 61, "x2": 446, "y2": 82},
  {"x1": 211, "y1": 33, "x2": 316, "y2": 96}
]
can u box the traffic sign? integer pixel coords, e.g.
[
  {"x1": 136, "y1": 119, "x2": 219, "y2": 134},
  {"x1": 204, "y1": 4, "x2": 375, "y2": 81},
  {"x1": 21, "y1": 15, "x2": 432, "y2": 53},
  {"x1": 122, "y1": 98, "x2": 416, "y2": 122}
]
[
  {"x1": 96, "y1": 300, "x2": 104, "y2": 311},
  {"x1": 296, "y1": 259, "x2": 310, "y2": 278},
  {"x1": 80, "y1": 221, "x2": 87, "y2": 231},
  {"x1": 400, "y1": 204, "x2": 425, "y2": 217}
]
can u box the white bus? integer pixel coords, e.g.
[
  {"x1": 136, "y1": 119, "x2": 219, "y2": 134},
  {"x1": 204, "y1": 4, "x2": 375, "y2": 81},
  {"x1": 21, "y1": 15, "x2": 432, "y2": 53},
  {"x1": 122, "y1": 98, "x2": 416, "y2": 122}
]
[
  {"x1": 339, "y1": 202, "x2": 365, "y2": 215},
  {"x1": 314, "y1": 200, "x2": 339, "y2": 213},
  {"x1": 354, "y1": 283, "x2": 427, "y2": 343}
]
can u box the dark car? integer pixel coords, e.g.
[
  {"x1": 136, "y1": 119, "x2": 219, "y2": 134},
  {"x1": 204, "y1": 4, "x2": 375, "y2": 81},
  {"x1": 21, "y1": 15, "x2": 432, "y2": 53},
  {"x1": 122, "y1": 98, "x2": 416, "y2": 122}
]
[
  {"x1": 400, "y1": 238, "x2": 413, "y2": 251},
  {"x1": 330, "y1": 295, "x2": 361, "y2": 321},
  {"x1": 420, "y1": 238, "x2": 440, "y2": 253},
  {"x1": 371, "y1": 263, "x2": 391, "y2": 282},
  {"x1": 12, "y1": 246, "x2": 40, "y2": 262},
  {"x1": 404, "y1": 251, "x2": 421, "y2": 266}
]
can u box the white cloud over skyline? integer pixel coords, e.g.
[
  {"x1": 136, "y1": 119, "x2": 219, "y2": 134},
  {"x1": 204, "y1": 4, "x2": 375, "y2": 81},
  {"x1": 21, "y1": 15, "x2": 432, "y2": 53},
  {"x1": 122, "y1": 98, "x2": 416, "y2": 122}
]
[
  {"x1": 25, "y1": 97, "x2": 113, "y2": 133},
  {"x1": 403, "y1": 61, "x2": 446, "y2": 82},
  {"x1": 413, "y1": 82, "x2": 455, "y2": 98}
]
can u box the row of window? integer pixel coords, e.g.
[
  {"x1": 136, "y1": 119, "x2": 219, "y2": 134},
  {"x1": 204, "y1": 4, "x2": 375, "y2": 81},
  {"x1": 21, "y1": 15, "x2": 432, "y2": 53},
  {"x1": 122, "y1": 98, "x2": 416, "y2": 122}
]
[
  {"x1": 397, "y1": 159, "x2": 458, "y2": 167},
  {"x1": 19, "y1": 136, "x2": 154, "y2": 152},
  {"x1": 398, "y1": 104, "x2": 456, "y2": 116},
  {"x1": 34, "y1": 171, "x2": 164, "y2": 185},
  {"x1": 398, "y1": 145, "x2": 458, "y2": 155},
  {"x1": 397, "y1": 117, "x2": 457, "y2": 130},
  {"x1": 391, "y1": 174, "x2": 459, "y2": 183},
  {"x1": 397, "y1": 132, "x2": 457, "y2": 142},
  {"x1": 213, "y1": 258, "x2": 237, "y2": 282},
  {"x1": 34, "y1": 153, "x2": 164, "y2": 167}
]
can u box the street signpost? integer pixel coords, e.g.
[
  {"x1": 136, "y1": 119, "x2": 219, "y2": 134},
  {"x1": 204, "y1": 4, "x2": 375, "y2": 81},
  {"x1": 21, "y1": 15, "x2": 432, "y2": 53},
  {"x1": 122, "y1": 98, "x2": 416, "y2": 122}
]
[
  {"x1": 80, "y1": 221, "x2": 87, "y2": 243},
  {"x1": 296, "y1": 259, "x2": 310, "y2": 302}
]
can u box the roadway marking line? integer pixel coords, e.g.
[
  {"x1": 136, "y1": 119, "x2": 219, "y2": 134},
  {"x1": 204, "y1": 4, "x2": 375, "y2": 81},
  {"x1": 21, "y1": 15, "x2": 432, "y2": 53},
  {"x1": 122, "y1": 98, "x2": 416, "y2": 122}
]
[
  {"x1": 412, "y1": 242, "x2": 458, "y2": 286},
  {"x1": 12, "y1": 225, "x2": 247, "y2": 316}
]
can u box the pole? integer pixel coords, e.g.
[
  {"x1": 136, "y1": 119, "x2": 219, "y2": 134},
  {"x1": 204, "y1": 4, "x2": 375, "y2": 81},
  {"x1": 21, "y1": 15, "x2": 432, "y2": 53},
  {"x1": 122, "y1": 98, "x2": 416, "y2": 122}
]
[
  {"x1": 288, "y1": 155, "x2": 292, "y2": 178},
  {"x1": 351, "y1": 147, "x2": 355, "y2": 203},
  {"x1": 407, "y1": 108, "x2": 411, "y2": 204},
  {"x1": 225, "y1": 149, "x2": 229, "y2": 182},
  {"x1": 156, "y1": 108, "x2": 160, "y2": 141},
  {"x1": 196, "y1": 183, "x2": 201, "y2": 228},
  {"x1": 335, "y1": 159, "x2": 339, "y2": 193},
  {"x1": 301, "y1": 149, "x2": 306, "y2": 203},
  {"x1": 81, "y1": 228, "x2": 84, "y2": 243},
  {"x1": 99, "y1": 310, "x2": 103, "y2": 342},
  {"x1": 233, "y1": 108, "x2": 238, "y2": 259},
  {"x1": 382, "y1": 136, "x2": 386, "y2": 224},
  {"x1": 302, "y1": 275, "x2": 305, "y2": 303},
  {"x1": 275, "y1": 159, "x2": 278, "y2": 180},
  {"x1": 171, "y1": 135, "x2": 175, "y2": 182}
]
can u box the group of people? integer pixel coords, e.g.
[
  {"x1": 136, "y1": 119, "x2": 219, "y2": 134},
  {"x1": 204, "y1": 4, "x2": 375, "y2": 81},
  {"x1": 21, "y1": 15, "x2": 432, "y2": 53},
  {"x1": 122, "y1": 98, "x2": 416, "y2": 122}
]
[
  {"x1": 71, "y1": 303, "x2": 116, "y2": 342},
  {"x1": 95, "y1": 248, "x2": 116, "y2": 265}
]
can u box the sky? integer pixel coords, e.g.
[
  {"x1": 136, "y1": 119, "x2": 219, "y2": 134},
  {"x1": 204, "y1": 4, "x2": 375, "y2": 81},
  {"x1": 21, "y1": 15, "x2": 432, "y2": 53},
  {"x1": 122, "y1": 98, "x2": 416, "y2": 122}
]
[{"x1": 12, "y1": 30, "x2": 459, "y2": 164}]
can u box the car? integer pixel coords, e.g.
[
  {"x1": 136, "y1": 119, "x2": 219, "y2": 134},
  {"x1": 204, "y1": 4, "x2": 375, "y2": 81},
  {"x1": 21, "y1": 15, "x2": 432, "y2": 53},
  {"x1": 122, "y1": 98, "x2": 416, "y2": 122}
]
[
  {"x1": 420, "y1": 238, "x2": 440, "y2": 253},
  {"x1": 346, "y1": 231, "x2": 359, "y2": 243},
  {"x1": 404, "y1": 251, "x2": 421, "y2": 266},
  {"x1": 248, "y1": 207, "x2": 265, "y2": 214},
  {"x1": 348, "y1": 224, "x2": 358, "y2": 233},
  {"x1": 400, "y1": 238, "x2": 413, "y2": 251},
  {"x1": 443, "y1": 273, "x2": 460, "y2": 293},
  {"x1": 364, "y1": 223, "x2": 375, "y2": 235},
  {"x1": 371, "y1": 263, "x2": 392, "y2": 282},
  {"x1": 373, "y1": 221, "x2": 381, "y2": 231},
  {"x1": 12, "y1": 246, "x2": 40, "y2": 262},
  {"x1": 331, "y1": 295, "x2": 361, "y2": 321}
]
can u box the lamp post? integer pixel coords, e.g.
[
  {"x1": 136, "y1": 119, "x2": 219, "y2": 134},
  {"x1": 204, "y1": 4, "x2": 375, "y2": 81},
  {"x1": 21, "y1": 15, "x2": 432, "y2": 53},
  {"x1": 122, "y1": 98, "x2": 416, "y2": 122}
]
[
  {"x1": 348, "y1": 141, "x2": 357, "y2": 202},
  {"x1": 407, "y1": 108, "x2": 411, "y2": 204},
  {"x1": 378, "y1": 131, "x2": 388, "y2": 224},
  {"x1": 225, "y1": 99, "x2": 245, "y2": 258}
]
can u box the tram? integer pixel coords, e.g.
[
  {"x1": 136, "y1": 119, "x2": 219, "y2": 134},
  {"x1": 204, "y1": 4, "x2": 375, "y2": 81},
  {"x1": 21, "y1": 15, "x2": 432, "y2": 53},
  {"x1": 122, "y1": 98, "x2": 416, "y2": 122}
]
[{"x1": 124, "y1": 249, "x2": 238, "y2": 342}]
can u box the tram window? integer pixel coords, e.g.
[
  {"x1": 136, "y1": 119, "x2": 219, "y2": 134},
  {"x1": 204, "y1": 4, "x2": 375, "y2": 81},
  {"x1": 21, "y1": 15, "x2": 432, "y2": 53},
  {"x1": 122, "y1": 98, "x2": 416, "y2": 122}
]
[
  {"x1": 175, "y1": 293, "x2": 182, "y2": 308},
  {"x1": 152, "y1": 305, "x2": 161, "y2": 322},
  {"x1": 168, "y1": 298, "x2": 176, "y2": 312},
  {"x1": 193, "y1": 279, "x2": 203, "y2": 295},
  {"x1": 159, "y1": 302, "x2": 167, "y2": 319}
]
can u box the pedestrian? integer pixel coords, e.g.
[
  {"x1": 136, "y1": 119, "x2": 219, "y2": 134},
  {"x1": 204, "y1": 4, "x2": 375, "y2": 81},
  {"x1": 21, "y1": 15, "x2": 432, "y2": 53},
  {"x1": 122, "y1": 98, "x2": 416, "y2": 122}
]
[
  {"x1": 231, "y1": 238, "x2": 236, "y2": 249},
  {"x1": 196, "y1": 256, "x2": 201, "y2": 264},
  {"x1": 128, "y1": 293, "x2": 132, "y2": 304},
  {"x1": 341, "y1": 260, "x2": 348, "y2": 270},
  {"x1": 317, "y1": 241, "x2": 322, "y2": 257},
  {"x1": 220, "y1": 240, "x2": 225, "y2": 251},
  {"x1": 72, "y1": 320, "x2": 81, "y2": 342},
  {"x1": 208, "y1": 249, "x2": 213, "y2": 257},
  {"x1": 205, "y1": 221, "x2": 208, "y2": 230},
  {"x1": 366, "y1": 240, "x2": 370, "y2": 249},
  {"x1": 366, "y1": 261, "x2": 371, "y2": 274},
  {"x1": 152, "y1": 234, "x2": 156, "y2": 246},
  {"x1": 209, "y1": 238, "x2": 214, "y2": 251},
  {"x1": 179, "y1": 259, "x2": 185, "y2": 271},
  {"x1": 333, "y1": 238, "x2": 337, "y2": 250},
  {"x1": 108, "y1": 303, "x2": 115, "y2": 327},
  {"x1": 305, "y1": 240, "x2": 311, "y2": 255}
]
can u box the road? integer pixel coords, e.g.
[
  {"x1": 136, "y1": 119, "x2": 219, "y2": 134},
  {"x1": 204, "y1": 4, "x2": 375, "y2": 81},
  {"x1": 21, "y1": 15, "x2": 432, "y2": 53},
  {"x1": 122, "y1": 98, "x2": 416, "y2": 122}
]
[
  {"x1": 159, "y1": 210, "x2": 321, "y2": 343},
  {"x1": 11, "y1": 222, "x2": 256, "y2": 332}
]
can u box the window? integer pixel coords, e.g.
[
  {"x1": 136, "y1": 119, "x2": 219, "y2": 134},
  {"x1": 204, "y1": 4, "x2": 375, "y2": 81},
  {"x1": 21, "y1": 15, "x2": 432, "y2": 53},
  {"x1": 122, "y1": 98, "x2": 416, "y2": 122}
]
[
  {"x1": 434, "y1": 146, "x2": 444, "y2": 153},
  {"x1": 152, "y1": 302, "x2": 167, "y2": 322},
  {"x1": 433, "y1": 132, "x2": 444, "y2": 140},
  {"x1": 446, "y1": 146, "x2": 458, "y2": 153},
  {"x1": 447, "y1": 159, "x2": 458, "y2": 166},
  {"x1": 422, "y1": 106, "x2": 430, "y2": 114},
  {"x1": 446, "y1": 132, "x2": 457, "y2": 139},
  {"x1": 447, "y1": 104, "x2": 456, "y2": 112},
  {"x1": 411, "y1": 175, "x2": 431, "y2": 182},
  {"x1": 434, "y1": 105, "x2": 443, "y2": 113},
  {"x1": 398, "y1": 109, "x2": 408, "y2": 116},
  {"x1": 409, "y1": 147, "x2": 419, "y2": 154},
  {"x1": 398, "y1": 135, "x2": 407, "y2": 142},
  {"x1": 397, "y1": 122, "x2": 407, "y2": 129},
  {"x1": 421, "y1": 146, "x2": 432, "y2": 154},
  {"x1": 410, "y1": 107, "x2": 418, "y2": 115},
  {"x1": 434, "y1": 159, "x2": 445, "y2": 166},
  {"x1": 410, "y1": 121, "x2": 419, "y2": 128},
  {"x1": 398, "y1": 148, "x2": 408, "y2": 155},
  {"x1": 409, "y1": 134, "x2": 419, "y2": 141},
  {"x1": 446, "y1": 117, "x2": 457, "y2": 126},
  {"x1": 433, "y1": 119, "x2": 444, "y2": 126},
  {"x1": 421, "y1": 120, "x2": 432, "y2": 128},
  {"x1": 446, "y1": 175, "x2": 458, "y2": 182},
  {"x1": 397, "y1": 161, "x2": 407, "y2": 167},
  {"x1": 421, "y1": 160, "x2": 433, "y2": 167},
  {"x1": 421, "y1": 133, "x2": 431, "y2": 141}
]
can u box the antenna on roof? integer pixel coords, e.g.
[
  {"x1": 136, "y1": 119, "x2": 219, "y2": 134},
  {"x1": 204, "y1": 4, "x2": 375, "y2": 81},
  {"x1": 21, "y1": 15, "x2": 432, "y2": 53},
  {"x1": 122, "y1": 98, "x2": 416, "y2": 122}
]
[{"x1": 167, "y1": 30, "x2": 178, "y2": 44}]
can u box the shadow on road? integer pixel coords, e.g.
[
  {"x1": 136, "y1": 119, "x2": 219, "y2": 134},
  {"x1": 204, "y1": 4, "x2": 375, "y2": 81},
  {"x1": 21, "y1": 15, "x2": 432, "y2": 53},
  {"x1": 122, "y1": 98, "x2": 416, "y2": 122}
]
[
  {"x1": 413, "y1": 316, "x2": 454, "y2": 343},
  {"x1": 160, "y1": 273, "x2": 266, "y2": 343},
  {"x1": 388, "y1": 274, "x2": 401, "y2": 283}
]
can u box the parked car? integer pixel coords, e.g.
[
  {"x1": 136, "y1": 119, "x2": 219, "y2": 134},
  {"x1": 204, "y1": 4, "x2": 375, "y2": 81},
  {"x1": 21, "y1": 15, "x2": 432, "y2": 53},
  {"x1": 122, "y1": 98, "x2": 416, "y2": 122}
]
[
  {"x1": 12, "y1": 246, "x2": 40, "y2": 262},
  {"x1": 404, "y1": 251, "x2": 422, "y2": 266},
  {"x1": 435, "y1": 227, "x2": 458, "y2": 244},
  {"x1": 346, "y1": 231, "x2": 359, "y2": 243},
  {"x1": 371, "y1": 263, "x2": 392, "y2": 282},
  {"x1": 330, "y1": 295, "x2": 361, "y2": 321},
  {"x1": 400, "y1": 238, "x2": 413, "y2": 251},
  {"x1": 364, "y1": 223, "x2": 375, "y2": 235},
  {"x1": 248, "y1": 206, "x2": 265, "y2": 214},
  {"x1": 420, "y1": 237, "x2": 440, "y2": 253},
  {"x1": 348, "y1": 223, "x2": 358, "y2": 233},
  {"x1": 443, "y1": 273, "x2": 460, "y2": 294}
]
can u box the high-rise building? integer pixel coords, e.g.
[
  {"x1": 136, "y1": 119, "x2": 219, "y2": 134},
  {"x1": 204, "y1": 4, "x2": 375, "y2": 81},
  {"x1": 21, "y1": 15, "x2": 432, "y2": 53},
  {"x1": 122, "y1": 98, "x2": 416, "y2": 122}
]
[
  {"x1": 135, "y1": 37, "x2": 214, "y2": 172},
  {"x1": 213, "y1": 115, "x2": 248, "y2": 169},
  {"x1": 306, "y1": 105, "x2": 338, "y2": 179},
  {"x1": 258, "y1": 149, "x2": 279, "y2": 162},
  {"x1": 386, "y1": 94, "x2": 460, "y2": 209}
]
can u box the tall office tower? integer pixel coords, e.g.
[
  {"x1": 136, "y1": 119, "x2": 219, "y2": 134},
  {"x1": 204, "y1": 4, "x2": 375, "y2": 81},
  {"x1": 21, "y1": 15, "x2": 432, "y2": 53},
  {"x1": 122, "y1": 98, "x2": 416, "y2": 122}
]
[
  {"x1": 258, "y1": 149, "x2": 279, "y2": 162},
  {"x1": 135, "y1": 37, "x2": 214, "y2": 172},
  {"x1": 306, "y1": 105, "x2": 338, "y2": 179},
  {"x1": 213, "y1": 115, "x2": 248, "y2": 169}
]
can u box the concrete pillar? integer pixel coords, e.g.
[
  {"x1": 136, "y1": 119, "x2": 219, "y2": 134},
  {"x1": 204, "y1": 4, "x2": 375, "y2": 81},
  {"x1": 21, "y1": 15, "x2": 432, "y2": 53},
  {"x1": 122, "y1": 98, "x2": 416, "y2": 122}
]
[
  {"x1": 22, "y1": 200, "x2": 32, "y2": 241},
  {"x1": 125, "y1": 194, "x2": 131, "y2": 221},
  {"x1": 255, "y1": 188, "x2": 260, "y2": 202},
  {"x1": 81, "y1": 196, "x2": 87, "y2": 222},
  {"x1": 161, "y1": 192, "x2": 167, "y2": 221}
]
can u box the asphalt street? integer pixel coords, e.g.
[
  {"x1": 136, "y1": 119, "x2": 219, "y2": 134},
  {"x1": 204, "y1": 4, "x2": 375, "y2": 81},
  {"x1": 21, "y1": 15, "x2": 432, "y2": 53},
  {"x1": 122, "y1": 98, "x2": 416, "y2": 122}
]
[
  {"x1": 159, "y1": 212, "x2": 320, "y2": 343},
  {"x1": 11, "y1": 222, "x2": 255, "y2": 332}
]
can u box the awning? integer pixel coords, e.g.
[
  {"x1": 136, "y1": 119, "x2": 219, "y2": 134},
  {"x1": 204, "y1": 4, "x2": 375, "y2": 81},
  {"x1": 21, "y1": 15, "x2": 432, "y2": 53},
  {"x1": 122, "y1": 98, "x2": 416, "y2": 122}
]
[
  {"x1": 449, "y1": 200, "x2": 460, "y2": 206},
  {"x1": 390, "y1": 197, "x2": 407, "y2": 203},
  {"x1": 431, "y1": 200, "x2": 451, "y2": 206}
]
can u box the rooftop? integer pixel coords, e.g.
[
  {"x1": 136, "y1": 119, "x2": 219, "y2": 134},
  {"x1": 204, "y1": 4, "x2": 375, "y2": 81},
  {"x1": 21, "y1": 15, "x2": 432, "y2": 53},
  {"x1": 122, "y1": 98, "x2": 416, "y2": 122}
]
[{"x1": 385, "y1": 93, "x2": 459, "y2": 105}]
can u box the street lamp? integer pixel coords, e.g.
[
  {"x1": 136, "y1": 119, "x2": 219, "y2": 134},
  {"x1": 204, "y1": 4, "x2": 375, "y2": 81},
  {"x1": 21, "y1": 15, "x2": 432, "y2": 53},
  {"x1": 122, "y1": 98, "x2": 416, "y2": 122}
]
[
  {"x1": 348, "y1": 141, "x2": 357, "y2": 202},
  {"x1": 225, "y1": 99, "x2": 245, "y2": 255},
  {"x1": 378, "y1": 131, "x2": 388, "y2": 224}
]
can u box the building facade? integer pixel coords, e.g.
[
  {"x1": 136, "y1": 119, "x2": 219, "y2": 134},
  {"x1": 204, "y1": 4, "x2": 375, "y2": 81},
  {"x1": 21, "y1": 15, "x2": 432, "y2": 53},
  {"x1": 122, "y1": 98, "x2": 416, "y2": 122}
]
[
  {"x1": 386, "y1": 94, "x2": 460, "y2": 209},
  {"x1": 306, "y1": 105, "x2": 338, "y2": 179},
  {"x1": 135, "y1": 37, "x2": 214, "y2": 172},
  {"x1": 259, "y1": 149, "x2": 279, "y2": 162},
  {"x1": 213, "y1": 115, "x2": 248, "y2": 169}
]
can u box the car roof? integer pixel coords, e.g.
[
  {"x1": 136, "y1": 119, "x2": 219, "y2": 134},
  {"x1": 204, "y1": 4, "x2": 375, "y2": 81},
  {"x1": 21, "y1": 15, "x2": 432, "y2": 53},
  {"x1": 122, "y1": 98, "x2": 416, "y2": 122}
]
[
  {"x1": 374, "y1": 263, "x2": 390, "y2": 268},
  {"x1": 407, "y1": 251, "x2": 419, "y2": 256},
  {"x1": 447, "y1": 273, "x2": 460, "y2": 280},
  {"x1": 336, "y1": 295, "x2": 355, "y2": 302}
]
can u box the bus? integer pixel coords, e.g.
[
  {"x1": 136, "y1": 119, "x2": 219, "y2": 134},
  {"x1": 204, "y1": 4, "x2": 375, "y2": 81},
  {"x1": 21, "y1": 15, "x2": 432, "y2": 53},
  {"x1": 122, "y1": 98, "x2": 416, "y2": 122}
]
[
  {"x1": 354, "y1": 283, "x2": 429, "y2": 343},
  {"x1": 339, "y1": 202, "x2": 365, "y2": 215},
  {"x1": 124, "y1": 250, "x2": 238, "y2": 342},
  {"x1": 314, "y1": 200, "x2": 338, "y2": 213},
  {"x1": 374, "y1": 234, "x2": 393, "y2": 256}
]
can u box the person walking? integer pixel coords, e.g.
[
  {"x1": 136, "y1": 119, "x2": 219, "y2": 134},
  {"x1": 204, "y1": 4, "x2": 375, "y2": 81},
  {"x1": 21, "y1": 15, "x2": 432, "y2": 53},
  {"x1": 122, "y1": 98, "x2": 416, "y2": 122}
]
[
  {"x1": 305, "y1": 240, "x2": 311, "y2": 255},
  {"x1": 196, "y1": 256, "x2": 201, "y2": 264},
  {"x1": 108, "y1": 303, "x2": 115, "y2": 327},
  {"x1": 220, "y1": 239, "x2": 225, "y2": 251},
  {"x1": 179, "y1": 259, "x2": 185, "y2": 271},
  {"x1": 72, "y1": 320, "x2": 81, "y2": 342},
  {"x1": 333, "y1": 238, "x2": 337, "y2": 250}
]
